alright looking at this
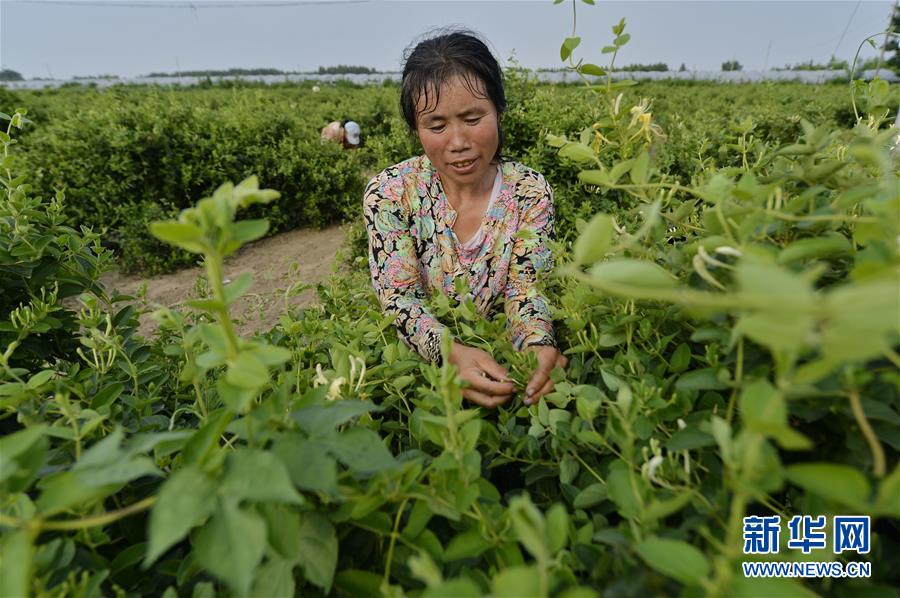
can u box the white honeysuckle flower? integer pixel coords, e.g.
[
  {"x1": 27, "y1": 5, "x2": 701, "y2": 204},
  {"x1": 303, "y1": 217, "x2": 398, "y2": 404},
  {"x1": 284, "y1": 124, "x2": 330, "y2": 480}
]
[
  {"x1": 326, "y1": 377, "x2": 346, "y2": 401},
  {"x1": 647, "y1": 455, "x2": 665, "y2": 483},
  {"x1": 313, "y1": 363, "x2": 328, "y2": 387},
  {"x1": 715, "y1": 246, "x2": 743, "y2": 258}
]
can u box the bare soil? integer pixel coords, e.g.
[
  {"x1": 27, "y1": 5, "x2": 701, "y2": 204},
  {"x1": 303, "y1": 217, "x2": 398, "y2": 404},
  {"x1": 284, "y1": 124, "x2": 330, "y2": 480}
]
[{"x1": 101, "y1": 224, "x2": 348, "y2": 337}]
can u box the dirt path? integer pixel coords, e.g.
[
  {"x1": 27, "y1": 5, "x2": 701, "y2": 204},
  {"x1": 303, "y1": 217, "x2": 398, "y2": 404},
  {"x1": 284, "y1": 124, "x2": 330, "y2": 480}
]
[{"x1": 102, "y1": 224, "x2": 348, "y2": 337}]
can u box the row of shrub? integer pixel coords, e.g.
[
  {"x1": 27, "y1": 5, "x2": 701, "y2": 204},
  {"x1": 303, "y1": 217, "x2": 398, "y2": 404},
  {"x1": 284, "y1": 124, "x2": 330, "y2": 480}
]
[{"x1": 1, "y1": 78, "x2": 878, "y2": 273}]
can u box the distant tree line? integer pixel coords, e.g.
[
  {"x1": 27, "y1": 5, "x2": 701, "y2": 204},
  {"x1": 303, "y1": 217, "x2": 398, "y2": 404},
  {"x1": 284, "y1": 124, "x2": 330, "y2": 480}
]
[
  {"x1": 0, "y1": 69, "x2": 23, "y2": 81},
  {"x1": 721, "y1": 60, "x2": 743, "y2": 72},
  {"x1": 614, "y1": 63, "x2": 669, "y2": 72},
  {"x1": 146, "y1": 68, "x2": 286, "y2": 78},
  {"x1": 316, "y1": 65, "x2": 378, "y2": 74}
]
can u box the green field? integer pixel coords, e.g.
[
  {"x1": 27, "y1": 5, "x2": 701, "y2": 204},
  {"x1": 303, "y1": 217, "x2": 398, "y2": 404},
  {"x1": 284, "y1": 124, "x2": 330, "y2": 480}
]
[{"x1": 1, "y1": 64, "x2": 899, "y2": 597}]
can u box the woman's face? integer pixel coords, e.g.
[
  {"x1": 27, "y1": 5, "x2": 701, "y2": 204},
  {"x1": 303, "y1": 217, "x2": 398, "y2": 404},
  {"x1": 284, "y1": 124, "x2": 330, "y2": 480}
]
[{"x1": 415, "y1": 75, "x2": 500, "y2": 190}]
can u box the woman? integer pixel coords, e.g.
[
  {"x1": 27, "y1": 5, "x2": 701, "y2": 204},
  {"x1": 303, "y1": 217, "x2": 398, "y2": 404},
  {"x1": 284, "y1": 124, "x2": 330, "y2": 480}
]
[{"x1": 363, "y1": 30, "x2": 566, "y2": 408}]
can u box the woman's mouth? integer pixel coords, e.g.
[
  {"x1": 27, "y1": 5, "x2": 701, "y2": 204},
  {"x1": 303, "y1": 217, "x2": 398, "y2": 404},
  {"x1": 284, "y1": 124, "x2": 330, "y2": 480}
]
[{"x1": 449, "y1": 157, "x2": 478, "y2": 174}]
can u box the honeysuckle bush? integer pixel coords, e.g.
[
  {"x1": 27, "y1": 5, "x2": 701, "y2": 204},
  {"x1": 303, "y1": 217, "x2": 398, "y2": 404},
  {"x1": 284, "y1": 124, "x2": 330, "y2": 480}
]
[{"x1": 9, "y1": 72, "x2": 876, "y2": 274}]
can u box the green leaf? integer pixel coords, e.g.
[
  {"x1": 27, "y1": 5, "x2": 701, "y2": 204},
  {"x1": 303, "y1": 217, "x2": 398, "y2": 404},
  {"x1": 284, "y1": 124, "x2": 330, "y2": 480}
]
[
  {"x1": 560, "y1": 453, "x2": 579, "y2": 484},
  {"x1": 875, "y1": 467, "x2": 900, "y2": 516},
  {"x1": 560, "y1": 36, "x2": 581, "y2": 61},
  {"x1": 230, "y1": 219, "x2": 269, "y2": 245},
  {"x1": 636, "y1": 537, "x2": 710, "y2": 585},
  {"x1": 668, "y1": 343, "x2": 691, "y2": 373},
  {"x1": 334, "y1": 569, "x2": 383, "y2": 596},
  {"x1": 220, "y1": 449, "x2": 303, "y2": 504},
  {"x1": 251, "y1": 555, "x2": 295, "y2": 598},
  {"x1": 252, "y1": 344, "x2": 292, "y2": 366},
  {"x1": 272, "y1": 436, "x2": 339, "y2": 494},
  {"x1": 572, "y1": 483, "x2": 607, "y2": 509},
  {"x1": 740, "y1": 380, "x2": 785, "y2": 429},
  {"x1": 606, "y1": 465, "x2": 642, "y2": 518},
  {"x1": 574, "y1": 385, "x2": 604, "y2": 421},
  {"x1": 589, "y1": 258, "x2": 677, "y2": 290},
  {"x1": 217, "y1": 378, "x2": 259, "y2": 413},
  {"x1": 223, "y1": 272, "x2": 253, "y2": 303},
  {"x1": 90, "y1": 382, "x2": 125, "y2": 410},
  {"x1": 296, "y1": 512, "x2": 338, "y2": 592},
  {"x1": 146, "y1": 465, "x2": 218, "y2": 565},
  {"x1": 821, "y1": 276, "x2": 900, "y2": 362},
  {"x1": 403, "y1": 499, "x2": 434, "y2": 539},
  {"x1": 291, "y1": 400, "x2": 381, "y2": 434},
  {"x1": 444, "y1": 528, "x2": 491, "y2": 561},
  {"x1": 642, "y1": 492, "x2": 694, "y2": 522},
  {"x1": 676, "y1": 368, "x2": 728, "y2": 391},
  {"x1": 608, "y1": 158, "x2": 635, "y2": 184},
  {"x1": 573, "y1": 213, "x2": 613, "y2": 265},
  {"x1": 778, "y1": 233, "x2": 851, "y2": 264},
  {"x1": 194, "y1": 499, "x2": 267, "y2": 595},
  {"x1": 322, "y1": 428, "x2": 397, "y2": 474},
  {"x1": 545, "y1": 503, "x2": 569, "y2": 553},
  {"x1": 0, "y1": 528, "x2": 33, "y2": 598},
  {"x1": 558, "y1": 142, "x2": 596, "y2": 164},
  {"x1": 784, "y1": 463, "x2": 871, "y2": 508},
  {"x1": 226, "y1": 351, "x2": 269, "y2": 389},
  {"x1": 186, "y1": 299, "x2": 225, "y2": 312},
  {"x1": 491, "y1": 565, "x2": 540, "y2": 597},
  {"x1": 149, "y1": 221, "x2": 207, "y2": 254},
  {"x1": 27, "y1": 369, "x2": 54, "y2": 389},
  {"x1": 609, "y1": 79, "x2": 638, "y2": 89},
  {"x1": 629, "y1": 149, "x2": 649, "y2": 184},
  {"x1": 35, "y1": 472, "x2": 119, "y2": 518},
  {"x1": 578, "y1": 63, "x2": 605, "y2": 76},
  {"x1": 614, "y1": 33, "x2": 631, "y2": 46},
  {"x1": 182, "y1": 410, "x2": 233, "y2": 466},
  {"x1": 423, "y1": 578, "x2": 481, "y2": 598},
  {"x1": 601, "y1": 45, "x2": 617, "y2": 54},
  {"x1": 665, "y1": 427, "x2": 715, "y2": 451},
  {"x1": 545, "y1": 133, "x2": 568, "y2": 148},
  {"x1": 509, "y1": 495, "x2": 546, "y2": 560},
  {"x1": 0, "y1": 426, "x2": 47, "y2": 489},
  {"x1": 577, "y1": 169, "x2": 608, "y2": 187}
]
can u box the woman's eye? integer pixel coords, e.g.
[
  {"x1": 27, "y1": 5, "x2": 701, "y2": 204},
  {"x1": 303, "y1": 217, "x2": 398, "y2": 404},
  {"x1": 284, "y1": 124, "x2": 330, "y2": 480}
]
[
  {"x1": 465, "y1": 117, "x2": 483, "y2": 125},
  {"x1": 428, "y1": 125, "x2": 445, "y2": 133}
]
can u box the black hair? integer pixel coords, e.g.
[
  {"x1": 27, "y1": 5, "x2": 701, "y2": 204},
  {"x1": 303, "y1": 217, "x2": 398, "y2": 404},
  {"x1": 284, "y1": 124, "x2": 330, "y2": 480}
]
[{"x1": 400, "y1": 29, "x2": 506, "y2": 161}]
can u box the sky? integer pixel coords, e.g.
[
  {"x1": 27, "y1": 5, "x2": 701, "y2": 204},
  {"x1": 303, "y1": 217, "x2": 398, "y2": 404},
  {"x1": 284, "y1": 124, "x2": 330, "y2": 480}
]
[{"x1": 0, "y1": 0, "x2": 896, "y2": 80}]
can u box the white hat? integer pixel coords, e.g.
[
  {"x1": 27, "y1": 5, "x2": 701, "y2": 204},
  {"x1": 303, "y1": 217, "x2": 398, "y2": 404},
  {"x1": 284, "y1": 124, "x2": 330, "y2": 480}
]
[{"x1": 344, "y1": 121, "x2": 361, "y2": 145}]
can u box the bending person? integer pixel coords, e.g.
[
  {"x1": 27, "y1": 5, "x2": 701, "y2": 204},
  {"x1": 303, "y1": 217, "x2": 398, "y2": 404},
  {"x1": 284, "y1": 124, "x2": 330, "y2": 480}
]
[{"x1": 363, "y1": 30, "x2": 566, "y2": 408}]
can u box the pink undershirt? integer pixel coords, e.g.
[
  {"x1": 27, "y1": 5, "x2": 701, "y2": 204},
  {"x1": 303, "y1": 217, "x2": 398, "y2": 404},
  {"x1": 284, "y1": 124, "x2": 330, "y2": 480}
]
[{"x1": 458, "y1": 165, "x2": 502, "y2": 251}]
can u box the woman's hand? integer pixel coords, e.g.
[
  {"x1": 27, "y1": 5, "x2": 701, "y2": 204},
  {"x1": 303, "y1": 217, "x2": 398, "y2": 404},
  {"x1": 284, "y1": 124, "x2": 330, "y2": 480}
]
[
  {"x1": 448, "y1": 342, "x2": 516, "y2": 408},
  {"x1": 523, "y1": 345, "x2": 568, "y2": 406}
]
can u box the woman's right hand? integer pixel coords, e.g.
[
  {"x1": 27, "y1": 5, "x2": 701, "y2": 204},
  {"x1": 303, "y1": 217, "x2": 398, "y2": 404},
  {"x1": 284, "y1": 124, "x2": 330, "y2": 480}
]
[{"x1": 448, "y1": 342, "x2": 516, "y2": 408}]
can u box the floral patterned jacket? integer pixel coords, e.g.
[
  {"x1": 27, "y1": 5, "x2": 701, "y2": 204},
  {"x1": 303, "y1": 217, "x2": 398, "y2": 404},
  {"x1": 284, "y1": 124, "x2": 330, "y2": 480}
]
[{"x1": 363, "y1": 155, "x2": 557, "y2": 363}]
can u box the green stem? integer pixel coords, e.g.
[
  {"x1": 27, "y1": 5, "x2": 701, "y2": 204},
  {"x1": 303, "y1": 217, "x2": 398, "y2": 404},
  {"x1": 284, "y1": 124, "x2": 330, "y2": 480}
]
[
  {"x1": 383, "y1": 498, "x2": 409, "y2": 586},
  {"x1": 848, "y1": 389, "x2": 886, "y2": 477},
  {"x1": 571, "y1": 451, "x2": 606, "y2": 485},
  {"x1": 0, "y1": 496, "x2": 156, "y2": 532},
  {"x1": 205, "y1": 256, "x2": 241, "y2": 359}
]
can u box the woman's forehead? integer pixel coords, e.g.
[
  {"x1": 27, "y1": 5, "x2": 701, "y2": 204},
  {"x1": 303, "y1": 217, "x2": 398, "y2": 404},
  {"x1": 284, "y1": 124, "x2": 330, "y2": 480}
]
[{"x1": 414, "y1": 74, "x2": 492, "y2": 116}]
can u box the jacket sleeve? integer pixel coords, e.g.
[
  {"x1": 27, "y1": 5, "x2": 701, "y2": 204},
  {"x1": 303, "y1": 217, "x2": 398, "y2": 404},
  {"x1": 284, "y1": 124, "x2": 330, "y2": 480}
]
[
  {"x1": 363, "y1": 173, "x2": 448, "y2": 363},
  {"x1": 504, "y1": 173, "x2": 557, "y2": 350}
]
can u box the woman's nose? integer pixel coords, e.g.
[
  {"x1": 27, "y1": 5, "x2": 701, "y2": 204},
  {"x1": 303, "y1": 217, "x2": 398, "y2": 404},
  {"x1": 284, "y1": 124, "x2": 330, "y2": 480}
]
[{"x1": 447, "y1": 124, "x2": 470, "y2": 151}]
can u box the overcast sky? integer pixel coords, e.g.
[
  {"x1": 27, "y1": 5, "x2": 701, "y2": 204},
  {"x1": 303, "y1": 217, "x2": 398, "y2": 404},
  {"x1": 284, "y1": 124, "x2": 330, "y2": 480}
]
[{"x1": 0, "y1": 0, "x2": 896, "y2": 79}]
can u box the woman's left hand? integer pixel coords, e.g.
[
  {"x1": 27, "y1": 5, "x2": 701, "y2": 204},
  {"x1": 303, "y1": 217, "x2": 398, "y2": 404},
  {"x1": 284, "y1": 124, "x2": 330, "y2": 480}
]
[{"x1": 523, "y1": 345, "x2": 568, "y2": 405}]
